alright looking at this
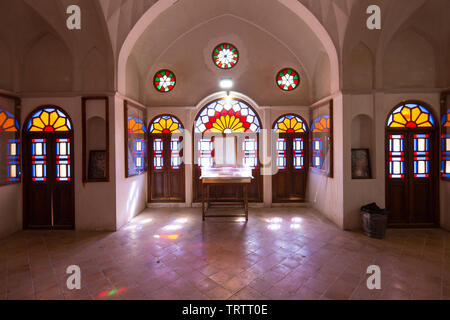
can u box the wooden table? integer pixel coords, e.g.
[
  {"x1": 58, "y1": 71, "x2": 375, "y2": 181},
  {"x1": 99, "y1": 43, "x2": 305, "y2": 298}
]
[{"x1": 201, "y1": 176, "x2": 252, "y2": 221}]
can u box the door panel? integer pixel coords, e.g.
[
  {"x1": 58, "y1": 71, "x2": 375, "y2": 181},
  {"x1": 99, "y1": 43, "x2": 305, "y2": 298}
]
[
  {"x1": 149, "y1": 134, "x2": 185, "y2": 202},
  {"x1": 24, "y1": 133, "x2": 75, "y2": 229},
  {"x1": 386, "y1": 130, "x2": 438, "y2": 227},
  {"x1": 272, "y1": 133, "x2": 308, "y2": 202}
]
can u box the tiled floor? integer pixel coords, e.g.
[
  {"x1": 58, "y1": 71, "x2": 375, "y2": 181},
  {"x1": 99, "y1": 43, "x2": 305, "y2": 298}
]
[{"x1": 0, "y1": 207, "x2": 449, "y2": 300}]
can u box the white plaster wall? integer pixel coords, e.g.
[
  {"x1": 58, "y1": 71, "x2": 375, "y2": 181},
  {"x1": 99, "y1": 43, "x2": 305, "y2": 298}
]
[
  {"x1": 307, "y1": 95, "x2": 344, "y2": 228},
  {"x1": 114, "y1": 95, "x2": 148, "y2": 229},
  {"x1": 21, "y1": 96, "x2": 117, "y2": 231}
]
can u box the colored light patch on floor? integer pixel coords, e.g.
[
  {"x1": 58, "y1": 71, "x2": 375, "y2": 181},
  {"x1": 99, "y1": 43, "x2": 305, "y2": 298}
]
[{"x1": 98, "y1": 288, "x2": 126, "y2": 298}]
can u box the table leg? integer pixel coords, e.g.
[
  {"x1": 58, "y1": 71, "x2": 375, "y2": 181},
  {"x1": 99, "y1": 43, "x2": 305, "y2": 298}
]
[
  {"x1": 244, "y1": 184, "x2": 248, "y2": 221},
  {"x1": 202, "y1": 182, "x2": 205, "y2": 221}
]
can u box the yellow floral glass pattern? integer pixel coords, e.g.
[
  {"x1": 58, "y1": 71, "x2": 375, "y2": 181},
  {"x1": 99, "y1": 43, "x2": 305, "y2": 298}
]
[
  {"x1": 311, "y1": 116, "x2": 330, "y2": 133},
  {"x1": 27, "y1": 108, "x2": 72, "y2": 132},
  {"x1": 128, "y1": 117, "x2": 146, "y2": 134},
  {"x1": 387, "y1": 104, "x2": 435, "y2": 128},
  {"x1": 0, "y1": 110, "x2": 18, "y2": 132},
  {"x1": 150, "y1": 116, "x2": 183, "y2": 134},
  {"x1": 274, "y1": 115, "x2": 306, "y2": 133}
]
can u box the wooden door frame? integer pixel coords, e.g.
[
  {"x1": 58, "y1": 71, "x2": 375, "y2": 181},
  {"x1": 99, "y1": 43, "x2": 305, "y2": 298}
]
[
  {"x1": 22, "y1": 105, "x2": 75, "y2": 230},
  {"x1": 384, "y1": 101, "x2": 440, "y2": 228},
  {"x1": 147, "y1": 114, "x2": 186, "y2": 203},
  {"x1": 271, "y1": 114, "x2": 310, "y2": 203}
]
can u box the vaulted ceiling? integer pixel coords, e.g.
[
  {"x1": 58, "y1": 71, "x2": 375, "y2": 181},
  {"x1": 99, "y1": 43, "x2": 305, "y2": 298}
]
[{"x1": 0, "y1": 0, "x2": 448, "y2": 104}]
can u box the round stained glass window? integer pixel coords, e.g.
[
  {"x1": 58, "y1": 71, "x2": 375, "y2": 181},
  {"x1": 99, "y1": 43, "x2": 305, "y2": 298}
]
[
  {"x1": 276, "y1": 68, "x2": 300, "y2": 91},
  {"x1": 154, "y1": 70, "x2": 176, "y2": 92},
  {"x1": 212, "y1": 43, "x2": 239, "y2": 69}
]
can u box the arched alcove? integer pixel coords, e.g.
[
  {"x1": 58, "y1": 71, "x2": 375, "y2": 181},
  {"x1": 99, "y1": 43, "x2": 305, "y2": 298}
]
[
  {"x1": 344, "y1": 42, "x2": 374, "y2": 91},
  {"x1": 383, "y1": 28, "x2": 436, "y2": 88},
  {"x1": 22, "y1": 33, "x2": 73, "y2": 92}
]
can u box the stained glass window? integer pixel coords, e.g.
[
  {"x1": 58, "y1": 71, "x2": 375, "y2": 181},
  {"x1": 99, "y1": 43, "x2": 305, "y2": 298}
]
[
  {"x1": 32, "y1": 138, "x2": 47, "y2": 181},
  {"x1": 153, "y1": 138, "x2": 163, "y2": 170},
  {"x1": 276, "y1": 68, "x2": 300, "y2": 91},
  {"x1": 197, "y1": 138, "x2": 213, "y2": 168},
  {"x1": 56, "y1": 138, "x2": 71, "y2": 181},
  {"x1": 387, "y1": 103, "x2": 435, "y2": 128},
  {"x1": 195, "y1": 99, "x2": 260, "y2": 133},
  {"x1": 7, "y1": 139, "x2": 20, "y2": 182},
  {"x1": 154, "y1": 70, "x2": 176, "y2": 93},
  {"x1": 171, "y1": 138, "x2": 182, "y2": 169},
  {"x1": 273, "y1": 115, "x2": 306, "y2": 133},
  {"x1": 388, "y1": 134, "x2": 405, "y2": 179},
  {"x1": 243, "y1": 138, "x2": 258, "y2": 169},
  {"x1": 413, "y1": 134, "x2": 430, "y2": 178},
  {"x1": 442, "y1": 109, "x2": 450, "y2": 178},
  {"x1": 276, "y1": 139, "x2": 287, "y2": 170},
  {"x1": 212, "y1": 43, "x2": 239, "y2": 69},
  {"x1": 312, "y1": 138, "x2": 323, "y2": 169},
  {"x1": 311, "y1": 116, "x2": 331, "y2": 133},
  {"x1": 442, "y1": 134, "x2": 450, "y2": 178},
  {"x1": 27, "y1": 108, "x2": 72, "y2": 132},
  {"x1": 0, "y1": 110, "x2": 19, "y2": 132},
  {"x1": 150, "y1": 115, "x2": 183, "y2": 134},
  {"x1": 293, "y1": 138, "x2": 304, "y2": 170}
]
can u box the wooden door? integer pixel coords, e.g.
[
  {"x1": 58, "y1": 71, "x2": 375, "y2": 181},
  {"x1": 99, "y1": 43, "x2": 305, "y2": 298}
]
[
  {"x1": 149, "y1": 134, "x2": 185, "y2": 202},
  {"x1": 385, "y1": 102, "x2": 439, "y2": 227},
  {"x1": 23, "y1": 133, "x2": 74, "y2": 229},
  {"x1": 272, "y1": 133, "x2": 308, "y2": 202},
  {"x1": 386, "y1": 130, "x2": 438, "y2": 226}
]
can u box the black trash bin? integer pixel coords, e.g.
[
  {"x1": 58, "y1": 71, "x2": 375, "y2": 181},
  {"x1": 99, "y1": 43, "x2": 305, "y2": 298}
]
[{"x1": 361, "y1": 203, "x2": 388, "y2": 239}]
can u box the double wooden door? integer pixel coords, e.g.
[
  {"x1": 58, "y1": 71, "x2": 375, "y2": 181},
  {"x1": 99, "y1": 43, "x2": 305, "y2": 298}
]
[
  {"x1": 149, "y1": 134, "x2": 185, "y2": 202},
  {"x1": 272, "y1": 133, "x2": 308, "y2": 202},
  {"x1": 23, "y1": 132, "x2": 74, "y2": 229},
  {"x1": 386, "y1": 130, "x2": 439, "y2": 227}
]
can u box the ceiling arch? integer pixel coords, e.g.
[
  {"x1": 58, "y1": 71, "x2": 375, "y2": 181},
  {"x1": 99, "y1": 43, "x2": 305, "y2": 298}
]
[{"x1": 118, "y1": 0, "x2": 340, "y2": 106}]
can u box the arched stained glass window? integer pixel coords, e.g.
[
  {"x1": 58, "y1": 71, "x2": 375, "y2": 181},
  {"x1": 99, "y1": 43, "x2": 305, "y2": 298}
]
[
  {"x1": 150, "y1": 115, "x2": 183, "y2": 134},
  {"x1": 128, "y1": 117, "x2": 146, "y2": 134},
  {"x1": 154, "y1": 70, "x2": 176, "y2": 93},
  {"x1": 387, "y1": 103, "x2": 435, "y2": 128},
  {"x1": 276, "y1": 68, "x2": 300, "y2": 91},
  {"x1": 273, "y1": 115, "x2": 307, "y2": 133},
  {"x1": 212, "y1": 43, "x2": 239, "y2": 69},
  {"x1": 195, "y1": 99, "x2": 260, "y2": 134},
  {"x1": 27, "y1": 108, "x2": 72, "y2": 132},
  {"x1": 0, "y1": 110, "x2": 19, "y2": 132},
  {"x1": 311, "y1": 116, "x2": 331, "y2": 133}
]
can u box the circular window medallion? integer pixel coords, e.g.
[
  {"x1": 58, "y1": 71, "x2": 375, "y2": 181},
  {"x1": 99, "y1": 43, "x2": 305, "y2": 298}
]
[
  {"x1": 212, "y1": 43, "x2": 239, "y2": 69},
  {"x1": 276, "y1": 68, "x2": 300, "y2": 91},
  {"x1": 154, "y1": 70, "x2": 176, "y2": 92}
]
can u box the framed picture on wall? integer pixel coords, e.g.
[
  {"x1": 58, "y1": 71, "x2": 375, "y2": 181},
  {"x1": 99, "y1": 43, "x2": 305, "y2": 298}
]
[
  {"x1": 351, "y1": 148, "x2": 372, "y2": 179},
  {"x1": 88, "y1": 150, "x2": 107, "y2": 180},
  {"x1": 124, "y1": 100, "x2": 148, "y2": 177},
  {"x1": 310, "y1": 99, "x2": 333, "y2": 177},
  {"x1": 441, "y1": 91, "x2": 450, "y2": 181}
]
